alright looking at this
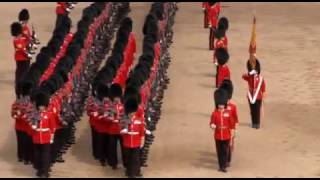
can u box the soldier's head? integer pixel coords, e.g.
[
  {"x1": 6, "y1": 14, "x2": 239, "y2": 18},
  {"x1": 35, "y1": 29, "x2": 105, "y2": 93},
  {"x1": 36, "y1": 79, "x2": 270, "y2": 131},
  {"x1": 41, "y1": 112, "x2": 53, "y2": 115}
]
[
  {"x1": 18, "y1": 9, "x2": 30, "y2": 22},
  {"x1": 220, "y1": 79, "x2": 233, "y2": 100},
  {"x1": 124, "y1": 97, "x2": 138, "y2": 117},
  {"x1": 247, "y1": 58, "x2": 261, "y2": 75},
  {"x1": 33, "y1": 90, "x2": 50, "y2": 111},
  {"x1": 215, "y1": 48, "x2": 229, "y2": 65},
  {"x1": 121, "y1": 17, "x2": 133, "y2": 33},
  {"x1": 214, "y1": 88, "x2": 228, "y2": 109},
  {"x1": 215, "y1": 28, "x2": 225, "y2": 40},
  {"x1": 110, "y1": 83, "x2": 123, "y2": 103},
  {"x1": 20, "y1": 80, "x2": 34, "y2": 98},
  {"x1": 10, "y1": 22, "x2": 23, "y2": 37},
  {"x1": 218, "y1": 17, "x2": 229, "y2": 32}
]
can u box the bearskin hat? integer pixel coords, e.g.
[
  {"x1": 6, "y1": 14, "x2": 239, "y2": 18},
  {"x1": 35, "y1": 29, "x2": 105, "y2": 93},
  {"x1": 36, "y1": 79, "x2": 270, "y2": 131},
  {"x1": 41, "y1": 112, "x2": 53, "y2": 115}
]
[
  {"x1": 143, "y1": 14, "x2": 158, "y2": 35},
  {"x1": 96, "y1": 83, "x2": 109, "y2": 100},
  {"x1": 124, "y1": 97, "x2": 138, "y2": 115},
  {"x1": 150, "y1": 3, "x2": 164, "y2": 21},
  {"x1": 247, "y1": 58, "x2": 261, "y2": 74},
  {"x1": 216, "y1": 48, "x2": 229, "y2": 65},
  {"x1": 121, "y1": 17, "x2": 133, "y2": 32},
  {"x1": 110, "y1": 83, "x2": 123, "y2": 99},
  {"x1": 20, "y1": 80, "x2": 34, "y2": 96},
  {"x1": 41, "y1": 79, "x2": 57, "y2": 95},
  {"x1": 220, "y1": 79, "x2": 233, "y2": 100},
  {"x1": 10, "y1": 22, "x2": 22, "y2": 36},
  {"x1": 18, "y1": 9, "x2": 30, "y2": 21},
  {"x1": 218, "y1": 17, "x2": 229, "y2": 31},
  {"x1": 214, "y1": 88, "x2": 228, "y2": 108},
  {"x1": 57, "y1": 68, "x2": 69, "y2": 83},
  {"x1": 112, "y1": 41, "x2": 126, "y2": 55},
  {"x1": 33, "y1": 90, "x2": 50, "y2": 108},
  {"x1": 50, "y1": 74, "x2": 64, "y2": 90},
  {"x1": 39, "y1": 46, "x2": 53, "y2": 59},
  {"x1": 215, "y1": 28, "x2": 225, "y2": 39}
]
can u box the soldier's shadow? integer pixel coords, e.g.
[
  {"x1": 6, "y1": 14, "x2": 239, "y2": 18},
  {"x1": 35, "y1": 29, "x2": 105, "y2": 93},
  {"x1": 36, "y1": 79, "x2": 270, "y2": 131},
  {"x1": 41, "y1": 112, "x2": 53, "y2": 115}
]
[
  {"x1": 191, "y1": 151, "x2": 218, "y2": 170},
  {"x1": 0, "y1": 131, "x2": 35, "y2": 177}
]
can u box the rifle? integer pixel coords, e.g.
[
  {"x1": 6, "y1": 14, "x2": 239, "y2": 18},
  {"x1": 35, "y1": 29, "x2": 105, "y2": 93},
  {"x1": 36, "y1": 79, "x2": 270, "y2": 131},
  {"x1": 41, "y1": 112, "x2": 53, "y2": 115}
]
[{"x1": 31, "y1": 24, "x2": 40, "y2": 45}]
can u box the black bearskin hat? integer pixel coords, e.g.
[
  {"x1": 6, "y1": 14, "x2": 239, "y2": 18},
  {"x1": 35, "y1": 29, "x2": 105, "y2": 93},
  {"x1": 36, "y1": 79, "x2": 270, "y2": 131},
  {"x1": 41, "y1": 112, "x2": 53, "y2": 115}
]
[
  {"x1": 220, "y1": 79, "x2": 233, "y2": 100},
  {"x1": 20, "y1": 80, "x2": 34, "y2": 96},
  {"x1": 124, "y1": 97, "x2": 138, "y2": 115},
  {"x1": 218, "y1": 17, "x2": 229, "y2": 31},
  {"x1": 216, "y1": 48, "x2": 229, "y2": 65},
  {"x1": 10, "y1": 22, "x2": 22, "y2": 36},
  {"x1": 215, "y1": 28, "x2": 225, "y2": 39},
  {"x1": 57, "y1": 68, "x2": 69, "y2": 83},
  {"x1": 121, "y1": 17, "x2": 133, "y2": 32},
  {"x1": 33, "y1": 90, "x2": 50, "y2": 108},
  {"x1": 18, "y1": 9, "x2": 30, "y2": 21},
  {"x1": 41, "y1": 80, "x2": 57, "y2": 95},
  {"x1": 247, "y1": 58, "x2": 261, "y2": 74},
  {"x1": 110, "y1": 83, "x2": 123, "y2": 99},
  {"x1": 214, "y1": 88, "x2": 228, "y2": 108}
]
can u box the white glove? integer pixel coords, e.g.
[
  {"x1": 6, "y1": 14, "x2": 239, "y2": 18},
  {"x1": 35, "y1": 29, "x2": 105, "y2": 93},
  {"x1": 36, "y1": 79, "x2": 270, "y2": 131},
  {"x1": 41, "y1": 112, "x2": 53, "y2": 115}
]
[
  {"x1": 120, "y1": 128, "x2": 128, "y2": 134},
  {"x1": 50, "y1": 135, "x2": 54, "y2": 144},
  {"x1": 249, "y1": 70, "x2": 257, "y2": 75},
  {"x1": 210, "y1": 124, "x2": 216, "y2": 129},
  {"x1": 145, "y1": 129, "x2": 152, "y2": 135},
  {"x1": 214, "y1": 62, "x2": 218, "y2": 66}
]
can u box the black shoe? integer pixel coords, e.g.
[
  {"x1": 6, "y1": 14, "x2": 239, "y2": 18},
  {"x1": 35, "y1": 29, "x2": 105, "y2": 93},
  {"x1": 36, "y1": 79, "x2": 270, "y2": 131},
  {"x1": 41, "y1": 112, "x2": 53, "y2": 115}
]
[
  {"x1": 136, "y1": 173, "x2": 143, "y2": 178},
  {"x1": 112, "y1": 165, "x2": 117, "y2": 170},
  {"x1": 56, "y1": 157, "x2": 65, "y2": 163},
  {"x1": 100, "y1": 160, "x2": 106, "y2": 166},
  {"x1": 40, "y1": 173, "x2": 50, "y2": 178},
  {"x1": 24, "y1": 161, "x2": 30, "y2": 165},
  {"x1": 219, "y1": 168, "x2": 227, "y2": 173},
  {"x1": 36, "y1": 171, "x2": 41, "y2": 177}
]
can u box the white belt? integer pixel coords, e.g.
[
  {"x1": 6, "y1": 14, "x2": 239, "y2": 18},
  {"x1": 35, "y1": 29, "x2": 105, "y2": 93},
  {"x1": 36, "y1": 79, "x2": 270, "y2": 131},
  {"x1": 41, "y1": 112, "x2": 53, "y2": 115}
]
[
  {"x1": 112, "y1": 120, "x2": 119, "y2": 123},
  {"x1": 35, "y1": 128, "x2": 50, "y2": 132},
  {"x1": 127, "y1": 131, "x2": 139, "y2": 135}
]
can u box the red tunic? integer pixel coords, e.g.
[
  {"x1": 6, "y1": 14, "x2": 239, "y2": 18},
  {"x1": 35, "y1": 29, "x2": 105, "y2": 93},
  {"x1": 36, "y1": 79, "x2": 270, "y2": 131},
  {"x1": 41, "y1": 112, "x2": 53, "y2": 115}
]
[
  {"x1": 13, "y1": 36, "x2": 28, "y2": 61},
  {"x1": 22, "y1": 23, "x2": 31, "y2": 43},
  {"x1": 216, "y1": 64, "x2": 230, "y2": 88},
  {"x1": 242, "y1": 74, "x2": 266, "y2": 101},
  {"x1": 227, "y1": 101, "x2": 238, "y2": 126},
  {"x1": 207, "y1": 3, "x2": 221, "y2": 29},
  {"x1": 210, "y1": 109, "x2": 235, "y2": 140},
  {"x1": 56, "y1": 2, "x2": 67, "y2": 15},
  {"x1": 121, "y1": 114, "x2": 145, "y2": 148},
  {"x1": 32, "y1": 110, "x2": 55, "y2": 144},
  {"x1": 108, "y1": 102, "x2": 124, "y2": 135}
]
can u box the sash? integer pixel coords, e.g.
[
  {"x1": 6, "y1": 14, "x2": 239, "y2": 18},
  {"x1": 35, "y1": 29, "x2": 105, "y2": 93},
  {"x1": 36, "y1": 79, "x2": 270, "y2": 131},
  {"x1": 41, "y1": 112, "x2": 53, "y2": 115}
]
[{"x1": 248, "y1": 76, "x2": 263, "y2": 104}]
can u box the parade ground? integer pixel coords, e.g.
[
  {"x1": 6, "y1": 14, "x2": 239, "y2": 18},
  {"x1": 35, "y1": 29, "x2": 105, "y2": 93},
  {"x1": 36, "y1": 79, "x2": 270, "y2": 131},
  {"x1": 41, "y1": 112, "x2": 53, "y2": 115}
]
[{"x1": 0, "y1": 2, "x2": 320, "y2": 178}]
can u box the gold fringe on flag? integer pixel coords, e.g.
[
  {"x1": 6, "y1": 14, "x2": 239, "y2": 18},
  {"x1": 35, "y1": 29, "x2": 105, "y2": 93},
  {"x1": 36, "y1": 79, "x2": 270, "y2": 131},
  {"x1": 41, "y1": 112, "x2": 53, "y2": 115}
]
[{"x1": 249, "y1": 16, "x2": 257, "y2": 69}]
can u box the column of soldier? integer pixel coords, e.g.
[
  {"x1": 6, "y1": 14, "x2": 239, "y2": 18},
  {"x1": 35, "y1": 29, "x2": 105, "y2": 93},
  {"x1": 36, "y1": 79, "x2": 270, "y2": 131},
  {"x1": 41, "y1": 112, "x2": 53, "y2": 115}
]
[
  {"x1": 86, "y1": 2, "x2": 178, "y2": 178},
  {"x1": 10, "y1": 2, "x2": 130, "y2": 178},
  {"x1": 203, "y1": 2, "x2": 266, "y2": 173}
]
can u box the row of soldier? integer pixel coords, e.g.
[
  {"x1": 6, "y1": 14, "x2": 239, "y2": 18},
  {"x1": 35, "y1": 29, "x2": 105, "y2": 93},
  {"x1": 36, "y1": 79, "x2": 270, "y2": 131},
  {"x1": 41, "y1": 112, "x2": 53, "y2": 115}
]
[
  {"x1": 203, "y1": 2, "x2": 267, "y2": 173},
  {"x1": 10, "y1": 2, "x2": 129, "y2": 178},
  {"x1": 85, "y1": 2, "x2": 178, "y2": 178}
]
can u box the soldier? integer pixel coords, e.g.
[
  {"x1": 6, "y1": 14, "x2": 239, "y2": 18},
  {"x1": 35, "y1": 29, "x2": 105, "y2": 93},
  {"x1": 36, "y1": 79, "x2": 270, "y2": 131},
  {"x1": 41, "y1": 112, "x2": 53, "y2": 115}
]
[
  {"x1": 122, "y1": 98, "x2": 145, "y2": 178},
  {"x1": 242, "y1": 58, "x2": 266, "y2": 129},
  {"x1": 106, "y1": 83, "x2": 125, "y2": 170},
  {"x1": 11, "y1": 22, "x2": 32, "y2": 96},
  {"x1": 207, "y1": 2, "x2": 221, "y2": 50},
  {"x1": 215, "y1": 47, "x2": 230, "y2": 88},
  {"x1": 219, "y1": 79, "x2": 238, "y2": 167},
  {"x1": 31, "y1": 90, "x2": 55, "y2": 178},
  {"x1": 210, "y1": 88, "x2": 235, "y2": 173}
]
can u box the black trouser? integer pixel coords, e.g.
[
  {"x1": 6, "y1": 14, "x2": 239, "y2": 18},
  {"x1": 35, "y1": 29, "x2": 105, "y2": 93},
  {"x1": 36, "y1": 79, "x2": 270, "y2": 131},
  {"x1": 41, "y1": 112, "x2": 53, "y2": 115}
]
[
  {"x1": 209, "y1": 27, "x2": 216, "y2": 50},
  {"x1": 228, "y1": 137, "x2": 234, "y2": 164},
  {"x1": 51, "y1": 128, "x2": 63, "y2": 163},
  {"x1": 215, "y1": 65, "x2": 219, "y2": 87},
  {"x1": 249, "y1": 100, "x2": 262, "y2": 127},
  {"x1": 33, "y1": 144, "x2": 51, "y2": 176},
  {"x1": 16, "y1": 130, "x2": 26, "y2": 161},
  {"x1": 91, "y1": 126, "x2": 98, "y2": 159},
  {"x1": 25, "y1": 134, "x2": 34, "y2": 164},
  {"x1": 123, "y1": 147, "x2": 141, "y2": 178},
  {"x1": 107, "y1": 134, "x2": 125, "y2": 168},
  {"x1": 97, "y1": 132, "x2": 109, "y2": 162},
  {"x1": 55, "y1": 14, "x2": 66, "y2": 28},
  {"x1": 215, "y1": 139, "x2": 230, "y2": 170},
  {"x1": 15, "y1": 60, "x2": 30, "y2": 95}
]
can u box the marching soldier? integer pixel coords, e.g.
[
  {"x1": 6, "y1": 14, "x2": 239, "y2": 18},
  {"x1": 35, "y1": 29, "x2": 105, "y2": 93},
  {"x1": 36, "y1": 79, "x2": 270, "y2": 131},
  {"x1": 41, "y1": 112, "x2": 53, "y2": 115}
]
[
  {"x1": 207, "y1": 2, "x2": 221, "y2": 50},
  {"x1": 210, "y1": 88, "x2": 235, "y2": 173},
  {"x1": 219, "y1": 79, "x2": 238, "y2": 167},
  {"x1": 122, "y1": 98, "x2": 145, "y2": 178},
  {"x1": 56, "y1": 2, "x2": 68, "y2": 27},
  {"x1": 31, "y1": 90, "x2": 55, "y2": 178},
  {"x1": 215, "y1": 47, "x2": 230, "y2": 88},
  {"x1": 11, "y1": 22, "x2": 32, "y2": 96}
]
